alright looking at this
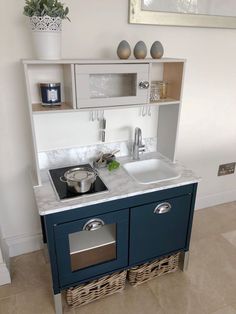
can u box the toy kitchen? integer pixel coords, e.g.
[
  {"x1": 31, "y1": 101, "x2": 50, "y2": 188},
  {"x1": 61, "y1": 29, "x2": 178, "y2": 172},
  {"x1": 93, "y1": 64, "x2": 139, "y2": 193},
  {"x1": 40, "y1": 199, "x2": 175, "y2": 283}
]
[{"x1": 23, "y1": 58, "x2": 199, "y2": 314}]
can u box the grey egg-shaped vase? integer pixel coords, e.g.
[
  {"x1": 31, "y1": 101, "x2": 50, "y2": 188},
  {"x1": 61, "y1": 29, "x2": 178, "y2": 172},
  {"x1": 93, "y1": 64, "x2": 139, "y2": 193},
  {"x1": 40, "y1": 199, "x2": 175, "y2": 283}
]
[
  {"x1": 117, "y1": 40, "x2": 131, "y2": 59},
  {"x1": 134, "y1": 41, "x2": 147, "y2": 59},
  {"x1": 150, "y1": 41, "x2": 164, "y2": 59}
]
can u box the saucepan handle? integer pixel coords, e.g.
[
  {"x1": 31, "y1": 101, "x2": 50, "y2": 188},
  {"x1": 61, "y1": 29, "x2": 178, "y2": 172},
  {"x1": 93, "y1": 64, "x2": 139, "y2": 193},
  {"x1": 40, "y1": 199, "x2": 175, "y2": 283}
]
[{"x1": 59, "y1": 176, "x2": 67, "y2": 183}]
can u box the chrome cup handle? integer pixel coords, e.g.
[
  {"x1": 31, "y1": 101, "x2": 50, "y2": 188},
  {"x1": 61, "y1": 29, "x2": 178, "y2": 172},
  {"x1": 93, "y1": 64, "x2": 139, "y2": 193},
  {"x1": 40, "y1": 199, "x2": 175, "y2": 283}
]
[
  {"x1": 154, "y1": 202, "x2": 172, "y2": 214},
  {"x1": 83, "y1": 218, "x2": 105, "y2": 231}
]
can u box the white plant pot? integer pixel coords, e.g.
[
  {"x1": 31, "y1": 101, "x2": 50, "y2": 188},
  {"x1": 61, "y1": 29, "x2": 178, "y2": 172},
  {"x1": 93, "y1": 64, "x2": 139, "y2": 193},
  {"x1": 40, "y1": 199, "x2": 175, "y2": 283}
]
[
  {"x1": 32, "y1": 31, "x2": 61, "y2": 60},
  {"x1": 30, "y1": 15, "x2": 62, "y2": 60}
]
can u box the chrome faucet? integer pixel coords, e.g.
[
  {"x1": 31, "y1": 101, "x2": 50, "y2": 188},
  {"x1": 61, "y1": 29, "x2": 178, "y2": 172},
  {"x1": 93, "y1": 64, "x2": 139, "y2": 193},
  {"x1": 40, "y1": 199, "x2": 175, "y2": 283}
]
[{"x1": 132, "y1": 127, "x2": 145, "y2": 160}]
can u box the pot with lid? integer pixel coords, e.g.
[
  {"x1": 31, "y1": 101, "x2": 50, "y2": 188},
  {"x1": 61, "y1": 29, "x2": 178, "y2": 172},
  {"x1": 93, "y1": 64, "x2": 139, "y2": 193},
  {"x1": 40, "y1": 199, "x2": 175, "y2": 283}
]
[{"x1": 60, "y1": 166, "x2": 98, "y2": 193}]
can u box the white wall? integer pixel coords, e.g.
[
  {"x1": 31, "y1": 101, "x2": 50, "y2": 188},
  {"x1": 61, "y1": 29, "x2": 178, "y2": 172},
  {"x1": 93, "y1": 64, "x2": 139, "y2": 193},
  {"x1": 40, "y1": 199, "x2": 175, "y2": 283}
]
[{"x1": 1, "y1": 0, "x2": 236, "y2": 256}]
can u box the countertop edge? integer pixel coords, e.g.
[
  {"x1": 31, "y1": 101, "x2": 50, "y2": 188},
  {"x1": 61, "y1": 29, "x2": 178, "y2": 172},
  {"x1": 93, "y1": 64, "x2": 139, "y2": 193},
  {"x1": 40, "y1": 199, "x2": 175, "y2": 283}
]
[{"x1": 38, "y1": 178, "x2": 200, "y2": 216}]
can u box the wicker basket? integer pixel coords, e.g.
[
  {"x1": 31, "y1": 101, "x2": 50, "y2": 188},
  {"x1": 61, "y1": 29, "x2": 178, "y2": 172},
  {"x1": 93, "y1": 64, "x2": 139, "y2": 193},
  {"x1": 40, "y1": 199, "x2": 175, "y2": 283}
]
[
  {"x1": 128, "y1": 252, "x2": 180, "y2": 287},
  {"x1": 66, "y1": 270, "x2": 127, "y2": 308}
]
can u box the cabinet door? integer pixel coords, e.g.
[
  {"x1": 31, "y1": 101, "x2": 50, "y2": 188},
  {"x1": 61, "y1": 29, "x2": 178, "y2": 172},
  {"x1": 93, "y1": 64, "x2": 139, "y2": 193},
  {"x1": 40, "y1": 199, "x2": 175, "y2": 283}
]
[
  {"x1": 75, "y1": 64, "x2": 149, "y2": 108},
  {"x1": 129, "y1": 194, "x2": 192, "y2": 265},
  {"x1": 54, "y1": 209, "x2": 129, "y2": 287}
]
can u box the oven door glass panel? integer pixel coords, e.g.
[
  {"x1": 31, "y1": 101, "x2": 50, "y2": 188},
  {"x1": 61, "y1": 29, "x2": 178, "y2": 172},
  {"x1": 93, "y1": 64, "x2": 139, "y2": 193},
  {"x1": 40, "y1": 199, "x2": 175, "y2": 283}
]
[
  {"x1": 89, "y1": 73, "x2": 137, "y2": 98},
  {"x1": 69, "y1": 224, "x2": 116, "y2": 271}
]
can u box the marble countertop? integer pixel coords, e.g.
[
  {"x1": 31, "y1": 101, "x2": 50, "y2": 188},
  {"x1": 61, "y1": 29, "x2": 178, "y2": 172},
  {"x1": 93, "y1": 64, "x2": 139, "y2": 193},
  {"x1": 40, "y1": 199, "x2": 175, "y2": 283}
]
[{"x1": 34, "y1": 152, "x2": 200, "y2": 216}]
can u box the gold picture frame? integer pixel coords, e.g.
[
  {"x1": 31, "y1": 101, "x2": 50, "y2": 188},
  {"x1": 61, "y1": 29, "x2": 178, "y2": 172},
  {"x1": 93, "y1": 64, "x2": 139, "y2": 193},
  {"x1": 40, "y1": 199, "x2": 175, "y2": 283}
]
[{"x1": 129, "y1": 0, "x2": 236, "y2": 29}]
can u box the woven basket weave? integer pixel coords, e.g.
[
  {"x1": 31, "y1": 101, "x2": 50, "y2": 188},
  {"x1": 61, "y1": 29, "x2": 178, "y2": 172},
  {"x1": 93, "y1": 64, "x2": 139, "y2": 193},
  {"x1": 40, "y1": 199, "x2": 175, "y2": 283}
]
[
  {"x1": 128, "y1": 252, "x2": 180, "y2": 287},
  {"x1": 66, "y1": 270, "x2": 127, "y2": 308}
]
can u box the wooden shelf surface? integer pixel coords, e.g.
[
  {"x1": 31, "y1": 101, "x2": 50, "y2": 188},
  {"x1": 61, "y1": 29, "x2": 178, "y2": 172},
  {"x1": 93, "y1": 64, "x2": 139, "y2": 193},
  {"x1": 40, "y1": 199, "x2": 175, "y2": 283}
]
[
  {"x1": 32, "y1": 102, "x2": 74, "y2": 113},
  {"x1": 31, "y1": 98, "x2": 180, "y2": 114},
  {"x1": 150, "y1": 98, "x2": 180, "y2": 106}
]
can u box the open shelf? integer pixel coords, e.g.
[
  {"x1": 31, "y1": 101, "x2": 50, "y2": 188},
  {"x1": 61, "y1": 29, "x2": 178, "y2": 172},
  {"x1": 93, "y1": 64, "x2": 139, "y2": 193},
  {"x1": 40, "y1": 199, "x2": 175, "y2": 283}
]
[
  {"x1": 32, "y1": 102, "x2": 74, "y2": 113},
  {"x1": 150, "y1": 62, "x2": 184, "y2": 103},
  {"x1": 24, "y1": 63, "x2": 76, "y2": 113}
]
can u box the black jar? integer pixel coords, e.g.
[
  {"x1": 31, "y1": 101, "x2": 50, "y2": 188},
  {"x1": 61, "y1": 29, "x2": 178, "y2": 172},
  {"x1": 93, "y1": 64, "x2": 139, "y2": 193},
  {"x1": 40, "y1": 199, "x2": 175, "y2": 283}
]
[{"x1": 40, "y1": 83, "x2": 61, "y2": 106}]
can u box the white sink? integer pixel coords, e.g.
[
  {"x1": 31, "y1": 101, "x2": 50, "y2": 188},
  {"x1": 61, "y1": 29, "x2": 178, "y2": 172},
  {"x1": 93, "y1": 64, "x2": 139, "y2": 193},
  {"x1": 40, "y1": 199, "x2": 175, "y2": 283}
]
[{"x1": 123, "y1": 158, "x2": 180, "y2": 184}]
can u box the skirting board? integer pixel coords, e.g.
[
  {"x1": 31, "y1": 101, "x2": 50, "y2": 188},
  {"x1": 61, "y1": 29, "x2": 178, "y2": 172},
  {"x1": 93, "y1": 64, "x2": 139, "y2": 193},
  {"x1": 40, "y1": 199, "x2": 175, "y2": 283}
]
[
  {"x1": 0, "y1": 263, "x2": 11, "y2": 286},
  {"x1": 195, "y1": 189, "x2": 236, "y2": 210},
  {"x1": 4, "y1": 233, "x2": 43, "y2": 258},
  {"x1": 1, "y1": 238, "x2": 10, "y2": 269}
]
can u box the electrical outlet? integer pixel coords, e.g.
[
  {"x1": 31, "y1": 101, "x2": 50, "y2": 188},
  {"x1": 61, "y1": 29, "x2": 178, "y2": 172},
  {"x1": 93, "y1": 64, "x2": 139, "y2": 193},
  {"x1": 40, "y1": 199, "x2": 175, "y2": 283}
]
[{"x1": 218, "y1": 162, "x2": 236, "y2": 176}]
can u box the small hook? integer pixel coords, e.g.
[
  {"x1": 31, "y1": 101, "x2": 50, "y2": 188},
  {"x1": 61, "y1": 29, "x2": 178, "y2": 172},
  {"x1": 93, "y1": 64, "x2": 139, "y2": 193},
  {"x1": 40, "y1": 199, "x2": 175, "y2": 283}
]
[
  {"x1": 90, "y1": 110, "x2": 99, "y2": 122},
  {"x1": 139, "y1": 106, "x2": 142, "y2": 116},
  {"x1": 142, "y1": 106, "x2": 148, "y2": 117},
  {"x1": 98, "y1": 110, "x2": 104, "y2": 121},
  {"x1": 89, "y1": 111, "x2": 94, "y2": 121}
]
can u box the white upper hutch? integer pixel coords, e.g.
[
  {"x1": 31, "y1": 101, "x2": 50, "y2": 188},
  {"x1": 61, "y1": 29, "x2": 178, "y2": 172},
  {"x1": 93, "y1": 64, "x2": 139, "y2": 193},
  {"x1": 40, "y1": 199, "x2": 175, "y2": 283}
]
[{"x1": 23, "y1": 58, "x2": 186, "y2": 185}]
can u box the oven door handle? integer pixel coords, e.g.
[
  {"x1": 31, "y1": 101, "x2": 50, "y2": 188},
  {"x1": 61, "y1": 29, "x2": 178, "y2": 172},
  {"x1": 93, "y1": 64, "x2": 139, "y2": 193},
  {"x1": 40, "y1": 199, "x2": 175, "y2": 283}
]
[{"x1": 83, "y1": 218, "x2": 105, "y2": 231}]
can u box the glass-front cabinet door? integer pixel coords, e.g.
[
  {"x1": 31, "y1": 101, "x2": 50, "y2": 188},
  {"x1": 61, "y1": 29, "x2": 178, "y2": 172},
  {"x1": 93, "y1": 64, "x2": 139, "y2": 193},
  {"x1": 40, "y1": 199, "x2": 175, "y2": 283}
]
[
  {"x1": 75, "y1": 63, "x2": 150, "y2": 108},
  {"x1": 54, "y1": 209, "x2": 129, "y2": 287}
]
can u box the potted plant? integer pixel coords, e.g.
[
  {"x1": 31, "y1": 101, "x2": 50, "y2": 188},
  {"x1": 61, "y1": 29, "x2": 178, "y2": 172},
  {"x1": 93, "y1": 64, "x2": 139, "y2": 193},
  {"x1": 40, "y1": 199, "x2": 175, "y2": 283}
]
[{"x1": 23, "y1": 0, "x2": 70, "y2": 60}]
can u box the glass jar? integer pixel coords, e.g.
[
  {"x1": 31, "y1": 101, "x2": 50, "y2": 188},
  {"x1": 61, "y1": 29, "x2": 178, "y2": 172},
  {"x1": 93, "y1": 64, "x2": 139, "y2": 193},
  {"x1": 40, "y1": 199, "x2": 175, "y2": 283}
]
[
  {"x1": 150, "y1": 81, "x2": 168, "y2": 102},
  {"x1": 150, "y1": 81, "x2": 160, "y2": 102},
  {"x1": 158, "y1": 81, "x2": 168, "y2": 99}
]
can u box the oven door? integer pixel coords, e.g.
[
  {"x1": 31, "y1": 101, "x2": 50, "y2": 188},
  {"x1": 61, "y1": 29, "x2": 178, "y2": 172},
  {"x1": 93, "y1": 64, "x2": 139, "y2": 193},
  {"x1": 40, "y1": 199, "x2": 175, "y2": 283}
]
[{"x1": 54, "y1": 209, "x2": 129, "y2": 287}]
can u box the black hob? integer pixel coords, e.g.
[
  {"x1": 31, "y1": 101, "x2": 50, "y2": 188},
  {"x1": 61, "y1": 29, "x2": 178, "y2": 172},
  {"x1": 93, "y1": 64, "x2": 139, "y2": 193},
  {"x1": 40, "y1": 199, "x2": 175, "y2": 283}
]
[{"x1": 49, "y1": 164, "x2": 108, "y2": 201}]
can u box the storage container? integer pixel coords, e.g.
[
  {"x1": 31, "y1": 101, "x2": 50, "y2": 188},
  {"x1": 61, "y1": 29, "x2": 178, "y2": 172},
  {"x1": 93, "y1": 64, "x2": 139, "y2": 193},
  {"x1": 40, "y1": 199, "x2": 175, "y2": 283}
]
[
  {"x1": 66, "y1": 270, "x2": 127, "y2": 308},
  {"x1": 127, "y1": 252, "x2": 180, "y2": 286},
  {"x1": 39, "y1": 82, "x2": 61, "y2": 106}
]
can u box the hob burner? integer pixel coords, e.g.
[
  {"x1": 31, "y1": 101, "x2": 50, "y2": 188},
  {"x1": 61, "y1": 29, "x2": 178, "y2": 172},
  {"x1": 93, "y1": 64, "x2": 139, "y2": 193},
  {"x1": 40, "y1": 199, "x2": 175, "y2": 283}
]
[{"x1": 49, "y1": 164, "x2": 108, "y2": 201}]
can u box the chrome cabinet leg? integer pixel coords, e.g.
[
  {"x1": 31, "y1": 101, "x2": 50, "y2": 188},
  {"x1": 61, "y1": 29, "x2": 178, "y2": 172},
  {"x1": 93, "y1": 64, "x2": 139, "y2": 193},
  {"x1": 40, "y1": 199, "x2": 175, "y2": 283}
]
[
  {"x1": 179, "y1": 251, "x2": 190, "y2": 271},
  {"x1": 54, "y1": 293, "x2": 63, "y2": 314}
]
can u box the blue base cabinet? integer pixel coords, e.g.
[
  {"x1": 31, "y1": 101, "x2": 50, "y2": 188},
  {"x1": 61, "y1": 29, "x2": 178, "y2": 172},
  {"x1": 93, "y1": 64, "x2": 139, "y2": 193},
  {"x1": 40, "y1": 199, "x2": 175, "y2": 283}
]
[
  {"x1": 129, "y1": 194, "x2": 192, "y2": 265},
  {"x1": 42, "y1": 183, "x2": 197, "y2": 295}
]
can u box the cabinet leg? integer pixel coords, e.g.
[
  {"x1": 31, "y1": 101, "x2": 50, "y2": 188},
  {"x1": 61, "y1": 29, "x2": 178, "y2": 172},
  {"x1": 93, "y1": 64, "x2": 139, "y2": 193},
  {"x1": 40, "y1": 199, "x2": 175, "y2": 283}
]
[
  {"x1": 180, "y1": 251, "x2": 189, "y2": 271},
  {"x1": 54, "y1": 293, "x2": 63, "y2": 314}
]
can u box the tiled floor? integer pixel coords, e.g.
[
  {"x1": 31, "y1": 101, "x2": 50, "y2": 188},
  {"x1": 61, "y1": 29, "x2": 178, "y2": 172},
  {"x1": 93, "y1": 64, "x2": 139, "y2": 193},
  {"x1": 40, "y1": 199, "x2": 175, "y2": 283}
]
[{"x1": 1, "y1": 202, "x2": 236, "y2": 314}]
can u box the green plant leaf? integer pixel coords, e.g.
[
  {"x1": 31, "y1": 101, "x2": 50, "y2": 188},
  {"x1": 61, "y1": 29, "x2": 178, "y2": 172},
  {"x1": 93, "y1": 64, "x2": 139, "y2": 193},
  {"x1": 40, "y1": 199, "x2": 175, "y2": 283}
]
[
  {"x1": 108, "y1": 160, "x2": 120, "y2": 171},
  {"x1": 23, "y1": 0, "x2": 70, "y2": 20}
]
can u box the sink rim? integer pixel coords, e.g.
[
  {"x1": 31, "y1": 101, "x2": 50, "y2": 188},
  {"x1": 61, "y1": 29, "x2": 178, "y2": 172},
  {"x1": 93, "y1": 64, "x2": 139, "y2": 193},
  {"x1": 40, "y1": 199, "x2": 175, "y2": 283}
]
[{"x1": 122, "y1": 158, "x2": 181, "y2": 184}]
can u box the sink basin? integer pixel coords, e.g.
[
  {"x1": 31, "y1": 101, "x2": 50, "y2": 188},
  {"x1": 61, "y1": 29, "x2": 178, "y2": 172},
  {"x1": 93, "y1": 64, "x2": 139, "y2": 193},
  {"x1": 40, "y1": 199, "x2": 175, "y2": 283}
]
[{"x1": 123, "y1": 158, "x2": 180, "y2": 184}]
